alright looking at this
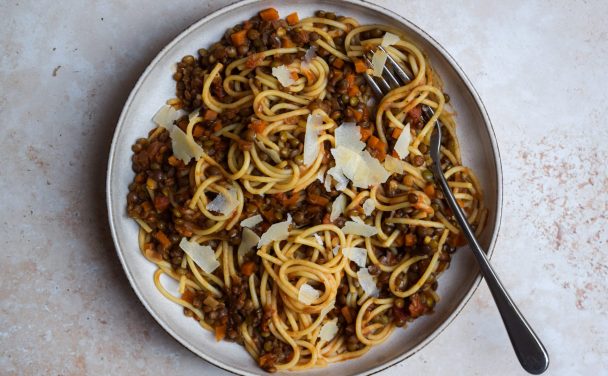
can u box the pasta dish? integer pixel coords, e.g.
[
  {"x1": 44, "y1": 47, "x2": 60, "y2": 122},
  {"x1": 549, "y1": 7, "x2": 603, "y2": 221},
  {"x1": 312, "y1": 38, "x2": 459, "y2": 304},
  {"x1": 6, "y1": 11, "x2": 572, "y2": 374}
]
[{"x1": 126, "y1": 8, "x2": 487, "y2": 372}]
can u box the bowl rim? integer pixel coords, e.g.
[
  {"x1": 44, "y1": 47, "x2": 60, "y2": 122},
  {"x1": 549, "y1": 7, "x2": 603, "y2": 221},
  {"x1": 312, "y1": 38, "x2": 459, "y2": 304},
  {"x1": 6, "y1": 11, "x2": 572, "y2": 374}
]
[{"x1": 106, "y1": 0, "x2": 503, "y2": 375}]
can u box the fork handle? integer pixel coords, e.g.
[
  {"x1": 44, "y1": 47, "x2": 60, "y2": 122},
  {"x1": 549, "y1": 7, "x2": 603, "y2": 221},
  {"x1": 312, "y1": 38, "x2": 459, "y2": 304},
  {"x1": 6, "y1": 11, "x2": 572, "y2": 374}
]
[{"x1": 431, "y1": 158, "x2": 550, "y2": 374}]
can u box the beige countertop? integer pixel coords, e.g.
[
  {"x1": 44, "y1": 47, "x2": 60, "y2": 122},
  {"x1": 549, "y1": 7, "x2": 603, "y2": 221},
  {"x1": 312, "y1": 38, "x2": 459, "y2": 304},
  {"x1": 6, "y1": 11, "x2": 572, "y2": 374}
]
[{"x1": 1, "y1": 0, "x2": 606, "y2": 375}]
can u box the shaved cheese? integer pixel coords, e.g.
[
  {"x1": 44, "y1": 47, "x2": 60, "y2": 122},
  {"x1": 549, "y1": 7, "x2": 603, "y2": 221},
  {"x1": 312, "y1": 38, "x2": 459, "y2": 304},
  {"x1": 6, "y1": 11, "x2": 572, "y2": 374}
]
[
  {"x1": 303, "y1": 114, "x2": 323, "y2": 166},
  {"x1": 323, "y1": 172, "x2": 332, "y2": 191},
  {"x1": 384, "y1": 154, "x2": 404, "y2": 174},
  {"x1": 330, "y1": 194, "x2": 347, "y2": 221},
  {"x1": 351, "y1": 216, "x2": 364, "y2": 224},
  {"x1": 357, "y1": 268, "x2": 379, "y2": 297},
  {"x1": 153, "y1": 105, "x2": 182, "y2": 129},
  {"x1": 237, "y1": 228, "x2": 260, "y2": 263},
  {"x1": 179, "y1": 238, "x2": 219, "y2": 274},
  {"x1": 359, "y1": 152, "x2": 391, "y2": 186},
  {"x1": 332, "y1": 245, "x2": 340, "y2": 255},
  {"x1": 394, "y1": 123, "x2": 412, "y2": 159},
  {"x1": 258, "y1": 214, "x2": 292, "y2": 247},
  {"x1": 206, "y1": 186, "x2": 238, "y2": 215},
  {"x1": 319, "y1": 318, "x2": 339, "y2": 343},
  {"x1": 170, "y1": 125, "x2": 205, "y2": 163},
  {"x1": 342, "y1": 220, "x2": 378, "y2": 237},
  {"x1": 298, "y1": 283, "x2": 321, "y2": 305},
  {"x1": 188, "y1": 108, "x2": 201, "y2": 121},
  {"x1": 272, "y1": 65, "x2": 295, "y2": 87},
  {"x1": 313, "y1": 233, "x2": 324, "y2": 246},
  {"x1": 303, "y1": 46, "x2": 317, "y2": 64},
  {"x1": 343, "y1": 247, "x2": 367, "y2": 267},
  {"x1": 327, "y1": 167, "x2": 348, "y2": 191},
  {"x1": 371, "y1": 49, "x2": 388, "y2": 77},
  {"x1": 381, "y1": 32, "x2": 400, "y2": 47},
  {"x1": 334, "y1": 122, "x2": 365, "y2": 152},
  {"x1": 363, "y1": 198, "x2": 376, "y2": 216},
  {"x1": 240, "y1": 214, "x2": 263, "y2": 228},
  {"x1": 317, "y1": 170, "x2": 325, "y2": 183}
]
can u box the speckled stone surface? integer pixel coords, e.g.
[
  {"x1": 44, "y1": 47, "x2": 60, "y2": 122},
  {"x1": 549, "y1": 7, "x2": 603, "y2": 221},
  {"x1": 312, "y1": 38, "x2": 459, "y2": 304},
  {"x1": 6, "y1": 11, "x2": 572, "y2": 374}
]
[{"x1": 1, "y1": 0, "x2": 606, "y2": 375}]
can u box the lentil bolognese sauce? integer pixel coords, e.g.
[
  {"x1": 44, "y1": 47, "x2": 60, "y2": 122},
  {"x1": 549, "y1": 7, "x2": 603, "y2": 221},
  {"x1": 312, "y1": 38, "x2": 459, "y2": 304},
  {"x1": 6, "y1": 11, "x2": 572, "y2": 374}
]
[{"x1": 126, "y1": 8, "x2": 487, "y2": 372}]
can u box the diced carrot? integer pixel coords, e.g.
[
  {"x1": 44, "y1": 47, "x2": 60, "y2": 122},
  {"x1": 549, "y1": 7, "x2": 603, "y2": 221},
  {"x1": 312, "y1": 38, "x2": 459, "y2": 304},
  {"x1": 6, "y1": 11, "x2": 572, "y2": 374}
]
[
  {"x1": 153, "y1": 230, "x2": 171, "y2": 250},
  {"x1": 367, "y1": 135, "x2": 387, "y2": 161},
  {"x1": 290, "y1": 71, "x2": 299, "y2": 80},
  {"x1": 143, "y1": 243, "x2": 163, "y2": 262},
  {"x1": 346, "y1": 73, "x2": 355, "y2": 87},
  {"x1": 424, "y1": 184, "x2": 436, "y2": 198},
  {"x1": 307, "y1": 193, "x2": 330, "y2": 206},
  {"x1": 259, "y1": 7, "x2": 280, "y2": 21},
  {"x1": 192, "y1": 125, "x2": 204, "y2": 138},
  {"x1": 212, "y1": 121, "x2": 222, "y2": 132},
  {"x1": 230, "y1": 29, "x2": 248, "y2": 47},
  {"x1": 181, "y1": 289, "x2": 195, "y2": 304},
  {"x1": 391, "y1": 127, "x2": 403, "y2": 139},
  {"x1": 215, "y1": 323, "x2": 227, "y2": 341},
  {"x1": 354, "y1": 58, "x2": 367, "y2": 73},
  {"x1": 405, "y1": 233, "x2": 416, "y2": 247},
  {"x1": 240, "y1": 261, "x2": 257, "y2": 276},
  {"x1": 249, "y1": 119, "x2": 267, "y2": 134},
  {"x1": 245, "y1": 53, "x2": 265, "y2": 69},
  {"x1": 243, "y1": 20, "x2": 253, "y2": 30},
  {"x1": 153, "y1": 194, "x2": 170, "y2": 212},
  {"x1": 367, "y1": 135, "x2": 380, "y2": 149},
  {"x1": 332, "y1": 58, "x2": 345, "y2": 69},
  {"x1": 391, "y1": 150, "x2": 399, "y2": 158},
  {"x1": 359, "y1": 126, "x2": 373, "y2": 142},
  {"x1": 322, "y1": 213, "x2": 331, "y2": 224},
  {"x1": 281, "y1": 36, "x2": 294, "y2": 48},
  {"x1": 203, "y1": 109, "x2": 218, "y2": 121},
  {"x1": 351, "y1": 107, "x2": 363, "y2": 121},
  {"x1": 274, "y1": 191, "x2": 300, "y2": 207},
  {"x1": 285, "y1": 12, "x2": 299, "y2": 26},
  {"x1": 347, "y1": 84, "x2": 360, "y2": 97},
  {"x1": 448, "y1": 232, "x2": 467, "y2": 247},
  {"x1": 341, "y1": 306, "x2": 353, "y2": 323}
]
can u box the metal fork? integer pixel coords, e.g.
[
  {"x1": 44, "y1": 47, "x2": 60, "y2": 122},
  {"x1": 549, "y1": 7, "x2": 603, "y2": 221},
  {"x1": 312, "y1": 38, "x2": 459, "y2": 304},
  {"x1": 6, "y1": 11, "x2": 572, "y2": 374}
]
[{"x1": 365, "y1": 46, "x2": 549, "y2": 375}]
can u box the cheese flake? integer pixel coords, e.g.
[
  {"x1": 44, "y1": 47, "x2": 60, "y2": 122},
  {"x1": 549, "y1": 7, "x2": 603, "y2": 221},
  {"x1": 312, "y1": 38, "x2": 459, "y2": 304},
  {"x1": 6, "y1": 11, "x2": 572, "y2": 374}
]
[
  {"x1": 327, "y1": 167, "x2": 348, "y2": 191},
  {"x1": 357, "y1": 268, "x2": 379, "y2": 297},
  {"x1": 384, "y1": 154, "x2": 404, "y2": 174},
  {"x1": 334, "y1": 122, "x2": 365, "y2": 152},
  {"x1": 394, "y1": 123, "x2": 412, "y2": 159},
  {"x1": 330, "y1": 194, "x2": 347, "y2": 221},
  {"x1": 342, "y1": 247, "x2": 367, "y2": 267},
  {"x1": 206, "y1": 186, "x2": 238, "y2": 216},
  {"x1": 342, "y1": 220, "x2": 378, "y2": 237},
  {"x1": 240, "y1": 214, "x2": 263, "y2": 228},
  {"x1": 170, "y1": 125, "x2": 205, "y2": 163},
  {"x1": 179, "y1": 238, "x2": 219, "y2": 274},
  {"x1": 272, "y1": 65, "x2": 295, "y2": 87},
  {"x1": 362, "y1": 198, "x2": 376, "y2": 216},
  {"x1": 298, "y1": 283, "x2": 321, "y2": 305},
  {"x1": 258, "y1": 214, "x2": 292, "y2": 247},
  {"x1": 332, "y1": 245, "x2": 340, "y2": 255},
  {"x1": 319, "y1": 318, "x2": 339, "y2": 343},
  {"x1": 303, "y1": 114, "x2": 323, "y2": 166},
  {"x1": 313, "y1": 233, "x2": 324, "y2": 246},
  {"x1": 153, "y1": 105, "x2": 183, "y2": 129},
  {"x1": 381, "y1": 32, "x2": 400, "y2": 47},
  {"x1": 237, "y1": 228, "x2": 260, "y2": 262},
  {"x1": 371, "y1": 49, "x2": 388, "y2": 77}
]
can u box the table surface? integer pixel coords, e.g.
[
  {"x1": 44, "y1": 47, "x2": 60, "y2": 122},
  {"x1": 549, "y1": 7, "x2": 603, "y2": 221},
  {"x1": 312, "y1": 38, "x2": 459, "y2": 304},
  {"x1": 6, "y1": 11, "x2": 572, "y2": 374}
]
[{"x1": 1, "y1": 0, "x2": 607, "y2": 375}]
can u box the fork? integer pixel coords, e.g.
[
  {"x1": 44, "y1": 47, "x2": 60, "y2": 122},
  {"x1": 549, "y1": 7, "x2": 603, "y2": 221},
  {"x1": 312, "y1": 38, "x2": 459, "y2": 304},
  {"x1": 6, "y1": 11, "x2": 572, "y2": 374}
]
[{"x1": 365, "y1": 46, "x2": 549, "y2": 375}]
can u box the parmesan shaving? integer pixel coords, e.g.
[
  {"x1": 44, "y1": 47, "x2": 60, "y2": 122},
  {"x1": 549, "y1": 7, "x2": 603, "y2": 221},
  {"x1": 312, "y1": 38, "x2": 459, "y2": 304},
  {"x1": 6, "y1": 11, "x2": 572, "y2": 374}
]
[
  {"x1": 179, "y1": 238, "x2": 219, "y2": 274},
  {"x1": 327, "y1": 167, "x2": 348, "y2": 191},
  {"x1": 371, "y1": 49, "x2": 388, "y2": 77},
  {"x1": 153, "y1": 105, "x2": 183, "y2": 129},
  {"x1": 240, "y1": 214, "x2": 263, "y2": 228},
  {"x1": 362, "y1": 198, "x2": 376, "y2": 216},
  {"x1": 303, "y1": 46, "x2": 317, "y2": 64},
  {"x1": 330, "y1": 194, "x2": 347, "y2": 221},
  {"x1": 384, "y1": 154, "x2": 404, "y2": 174},
  {"x1": 332, "y1": 245, "x2": 340, "y2": 255},
  {"x1": 317, "y1": 170, "x2": 325, "y2": 183},
  {"x1": 272, "y1": 65, "x2": 295, "y2": 87},
  {"x1": 319, "y1": 318, "x2": 339, "y2": 343},
  {"x1": 206, "y1": 186, "x2": 238, "y2": 216},
  {"x1": 170, "y1": 125, "x2": 205, "y2": 163},
  {"x1": 313, "y1": 233, "x2": 324, "y2": 246},
  {"x1": 357, "y1": 268, "x2": 379, "y2": 297},
  {"x1": 343, "y1": 247, "x2": 367, "y2": 267},
  {"x1": 298, "y1": 283, "x2": 321, "y2": 305},
  {"x1": 381, "y1": 32, "x2": 400, "y2": 47},
  {"x1": 258, "y1": 214, "x2": 292, "y2": 247},
  {"x1": 394, "y1": 123, "x2": 412, "y2": 159},
  {"x1": 237, "y1": 228, "x2": 260, "y2": 264},
  {"x1": 334, "y1": 122, "x2": 365, "y2": 152},
  {"x1": 342, "y1": 220, "x2": 378, "y2": 237},
  {"x1": 303, "y1": 114, "x2": 323, "y2": 166}
]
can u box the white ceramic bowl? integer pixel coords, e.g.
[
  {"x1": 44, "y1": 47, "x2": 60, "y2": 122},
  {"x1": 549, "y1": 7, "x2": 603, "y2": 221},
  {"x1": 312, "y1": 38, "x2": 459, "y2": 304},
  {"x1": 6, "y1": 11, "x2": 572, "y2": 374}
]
[{"x1": 107, "y1": 0, "x2": 503, "y2": 374}]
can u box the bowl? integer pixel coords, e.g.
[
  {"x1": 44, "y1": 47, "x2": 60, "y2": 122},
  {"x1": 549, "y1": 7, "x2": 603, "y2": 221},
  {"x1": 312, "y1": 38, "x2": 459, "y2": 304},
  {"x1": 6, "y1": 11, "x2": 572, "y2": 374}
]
[{"x1": 106, "y1": 0, "x2": 503, "y2": 374}]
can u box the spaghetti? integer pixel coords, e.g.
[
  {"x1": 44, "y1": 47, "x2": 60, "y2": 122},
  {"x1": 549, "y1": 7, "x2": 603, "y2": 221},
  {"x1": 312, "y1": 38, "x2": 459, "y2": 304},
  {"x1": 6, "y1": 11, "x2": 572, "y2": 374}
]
[{"x1": 126, "y1": 8, "x2": 487, "y2": 372}]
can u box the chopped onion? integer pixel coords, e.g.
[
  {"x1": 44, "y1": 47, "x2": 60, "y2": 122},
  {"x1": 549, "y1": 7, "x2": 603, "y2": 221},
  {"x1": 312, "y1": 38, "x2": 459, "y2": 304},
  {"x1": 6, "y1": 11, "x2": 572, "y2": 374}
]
[{"x1": 179, "y1": 238, "x2": 219, "y2": 274}]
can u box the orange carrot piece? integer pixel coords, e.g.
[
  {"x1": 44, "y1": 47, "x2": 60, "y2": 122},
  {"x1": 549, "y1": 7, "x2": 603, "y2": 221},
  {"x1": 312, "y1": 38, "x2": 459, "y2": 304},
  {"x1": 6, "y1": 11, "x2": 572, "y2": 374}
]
[
  {"x1": 215, "y1": 323, "x2": 227, "y2": 341},
  {"x1": 341, "y1": 306, "x2": 353, "y2": 323},
  {"x1": 332, "y1": 58, "x2": 345, "y2": 69},
  {"x1": 307, "y1": 193, "x2": 330, "y2": 206},
  {"x1": 243, "y1": 20, "x2": 253, "y2": 30},
  {"x1": 354, "y1": 58, "x2": 367, "y2": 73},
  {"x1": 259, "y1": 8, "x2": 280, "y2": 21},
  {"x1": 424, "y1": 184, "x2": 436, "y2": 198},
  {"x1": 285, "y1": 12, "x2": 299, "y2": 26},
  {"x1": 181, "y1": 289, "x2": 195, "y2": 304},
  {"x1": 240, "y1": 261, "x2": 257, "y2": 276},
  {"x1": 212, "y1": 121, "x2": 222, "y2": 132},
  {"x1": 405, "y1": 233, "x2": 416, "y2": 247},
  {"x1": 250, "y1": 119, "x2": 267, "y2": 134},
  {"x1": 347, "y1": 84, "x2": 360, "y2": 97},
  {"x1": 203, "y1": 109, "x2": 218, "y2": 121},
  {"x1": 391, "y1": 127, "x2": 403, "y2": 139},
  {"x1": 230, "y1": 29, "x2": 248, "y2": 47},
  {"x1": 153, "y1": 231, "x2": 171, "y2": 250},
  {"x1": 281, "y1": 36, "x2": 295, "y2": 48},
  {"x1": 359, "y1": 127, "x2": 373, "y2": 142}
]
